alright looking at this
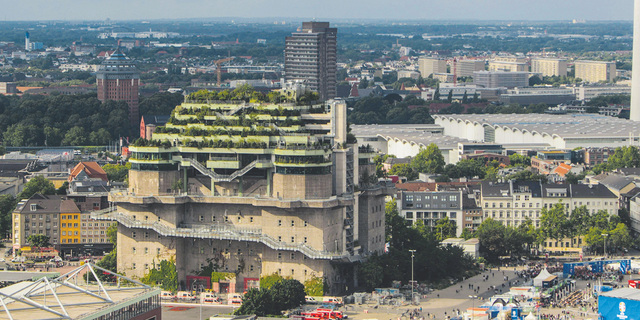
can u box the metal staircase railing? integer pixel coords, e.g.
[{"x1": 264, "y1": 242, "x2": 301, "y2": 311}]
[
  {"x1": 91, "y1": 210, "x2": 348, "y2": 260},
  {"x1": 183, "y1": 158, "x2": 268, "y2": 182}
]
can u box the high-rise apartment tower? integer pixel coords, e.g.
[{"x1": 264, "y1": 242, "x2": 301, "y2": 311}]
[
  {"x1": 285, "y1": 22, "x2": 337, "y2": 101},
  {"x1": 96, "y1": 49, "x2": 140, "y2": 132}
]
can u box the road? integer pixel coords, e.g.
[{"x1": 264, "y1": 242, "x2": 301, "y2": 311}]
[{"x1": 162, "y1": 302, "x2": 236, "y2": 320}]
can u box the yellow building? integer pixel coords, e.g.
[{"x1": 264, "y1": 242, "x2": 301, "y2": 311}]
[
  {"x1": 531, "y1": 58, "x2": 567, "y2": 77},
  {"x1": 60, "y1": 211, "x2": 81, "y2": 246},
  {"x1": 574, "y1": 60, "x2": 616, "y2": 83}
]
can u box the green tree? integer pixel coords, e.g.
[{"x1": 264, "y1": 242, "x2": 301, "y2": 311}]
[
  {"x1": 509, "y1": 153, "x2": 531, "y2": 167},
  {"x1": 411, "y1": 143, "x2": 445, "y2": 174},
  {"x1": 434, "y1": 217, "x2": 456, "y2": 241},
  {"x1": 388, "y1": 163, "x2": 417, "y2": 180},
  {"x1": 446, "y1": 90, "x2": 453, "y2": 103},
  {"x1": 0, "y1": 195, "x2": 15, "y2": 238},
  {"x1": 236, "y1": 278, "x2": 305, "y2": 316},
  {"x1": 18, "y1": 176, "x2": 55, "y2": 200},
  {"x1": 358, "y1": 256, "x2": 384, "y2": 291},
  {"x1": 476, "y1": 218, "x2": 507, "y2": 263},
  {"x1": 62, "y1": 126, "x2": 88, "y2": 146},
  {"x1": 235, "y1": 288, "x2": 275, "y2": 316},
  {"x1": 102, "y1": 163, "x2": 131, "y2": 182},
  {"x1": 259, "y1": 273, "x2": 284, "y2": 290},
  {"x1": 540, "y1": 202, "x2": 569, "y2": 243},
  {"x1": 141, "y1": 259, "x2": 178, "y2": 292},
  {"x1": 27, "y1": 234, "x2": 50, "y2": 248},
  {"x1": 303, "y1": 275, "x2": 324, "y2": 296},
  {"x1": 270, "y1": 279, "x2": 306, "y2": 311}
]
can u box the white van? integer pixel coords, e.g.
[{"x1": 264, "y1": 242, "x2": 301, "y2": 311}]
[
  {"x1": 176, "y1": 291, "x2": 196, "y2": 301},
  {"x1": 228, "y1": 293, "x2": 243, "y2": 305},
  {"x1": 200, "y1": 292, "x2": 221, "y2": 303},
  {"x1": 161, "y1": 291, "x2": 175, "y2": 300}
]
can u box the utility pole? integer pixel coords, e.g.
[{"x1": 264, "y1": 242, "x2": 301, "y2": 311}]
[
  {"x1": 409, "y1": 249, "x2": 416, "y2": 304},
  {"x1": 602, "y1": 233, "x2": 608, "y2": 258}
]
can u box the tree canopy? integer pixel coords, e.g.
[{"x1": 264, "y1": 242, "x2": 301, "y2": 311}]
[{"x1": 235, "y1": 278, "x2": 306, "y2": 316}]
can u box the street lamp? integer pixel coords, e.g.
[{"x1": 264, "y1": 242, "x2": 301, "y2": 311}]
[
  {"x1": 409, "y1": 249, "x2": 416, "y2": 304},
  {"x1": 602, "y1": 233, "x2": 608, "y2": 258},
  {"x1": 469, "y1": 295, "x2": 477, "y2": 320}
]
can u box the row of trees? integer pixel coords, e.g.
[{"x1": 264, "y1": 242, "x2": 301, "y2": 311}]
[
  {"x1": 473, "y1": 204, "x2": 630, "y2": 263},
  {"x1": 0, "y1": 92, "x2": 185, "y2": 147}
]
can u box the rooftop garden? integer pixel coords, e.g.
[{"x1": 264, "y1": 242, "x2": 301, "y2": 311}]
[{"x1": 185, "y1": 84, "x2": 320, "y2": 106}]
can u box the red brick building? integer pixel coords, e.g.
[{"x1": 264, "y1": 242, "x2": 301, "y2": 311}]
[{"x1": 96, "y1": 49, "x2": 140, "y2": 133}]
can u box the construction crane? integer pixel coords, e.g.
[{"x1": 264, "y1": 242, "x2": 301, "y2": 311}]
[{"x1": 214, "y1": 57, "x2": 234, "y2": 86}]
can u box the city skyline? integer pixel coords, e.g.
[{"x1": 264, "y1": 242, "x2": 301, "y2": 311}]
[{"x1": 0, "y1": 0, "x2": 635, "y2": 22}]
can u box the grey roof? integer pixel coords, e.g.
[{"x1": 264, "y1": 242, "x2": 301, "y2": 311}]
[
  {"x1": 566, "y1": 184, "x2": 617, "y2": 198},
  {"x1": 14, "y1": 194, "x2": 79, "y2": 214},
  {"x1": 618, "y1": 168, "x2": 640, "y2": 176},
  {"x1": 142, "y1": 115, "x2": 170, "y2": 126},
  {"x1": 351, "y1": 124, "x2": 470, "y2": 150},
  {"x1": 433, "y1": 113, "x2": 640, "y2": 139},
  {"x1": 600, "y1": 288, "x2": 640, "y2": 301},
  {"x1": 480, "y1": 181, "x2": 614, "y2": 199},
  {"x1": 598, "y1": 175, "x2": 636, "y2": 191}
]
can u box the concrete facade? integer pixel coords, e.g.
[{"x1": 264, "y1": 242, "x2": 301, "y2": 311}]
[{"x1": 99, "y1": 99, "x2": 392, "y2": 294}]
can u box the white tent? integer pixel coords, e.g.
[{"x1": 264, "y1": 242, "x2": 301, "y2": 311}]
[{"x1": 533, "y1": 269, "x2": 553, "y2": 287}]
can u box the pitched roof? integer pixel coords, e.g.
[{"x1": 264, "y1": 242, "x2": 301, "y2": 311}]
[
  {"x1": 14, "y1": 194, "x2": 79, "y2": 214},
  {"x1": 68, "y1": 162, "x2": 108, "y2": 183},
  {"x1": 569, "y1": 183, "x2": 618, "y2": 199},
  {"x1": 553, "y1": 163, "x2": 572, "y2": 177},
  {"x1": 598, "y1": 174, "x2": 636, "y2": 191},
  {"x1": 141, "y1": 115, "x2": 170, "y2": 126},
  {"x1": 618, "y1": 168, "x2": 640, "y2": 177}
]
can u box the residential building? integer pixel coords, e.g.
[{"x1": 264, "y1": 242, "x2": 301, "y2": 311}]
[
  {"x1": 418, "y1": 57, "x2": 447, "y2": 78},
  {"x1": 93, "y1": 98, "x2": 391, "y2": 293},
  {"x1": 531, "y1": 58, "x2": 568, "y2": 77},
  {"x1": 574, "y1": 60, "x2": 616, "y2": 83},
  {"x1": 285, "y1": 22, "x2": 337, "y2": 101},
  {"x1": 489, "y1": 61, "x2": 527, "y2": 72},
  {"x1": 12, "y1": 194, "x2": 69, "y2": 249},
  {"x1": 584, "y1": 147, "x2": 613, "y2": 167},
  {"x1": 397, "y1": 182, "x2": 481, "y2": 236},
  {"x1": 480, "y1": 181, "x2": 618, "y2": 229},
  {"x1": 96, "y1": 48, "x2": 140, "y2": 131},
  {"x1": 473, "y1": 71, "x2": 529, "y2": 88},
  {"x1": 457, "y1": 60, "x2": 485, "y2": 78}
]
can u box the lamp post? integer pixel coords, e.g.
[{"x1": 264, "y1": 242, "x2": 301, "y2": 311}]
[
  {"x1": 602, "y1": 233, "x2": 608, "y2": 258},
  {"x1": 468, "y1": 295, "x2": 477, "y2": 320},
  {"x1": 409, "y1": 249, "x2": 416, "y2": 304}
]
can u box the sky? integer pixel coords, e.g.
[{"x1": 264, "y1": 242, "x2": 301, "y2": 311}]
[{"x1": 0, "y1": 0, "x2": 635, "y2": 21}]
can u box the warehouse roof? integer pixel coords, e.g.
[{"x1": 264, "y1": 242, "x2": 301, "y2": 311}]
[{"x1": 434, "y1": 113, "x2": 640, "y2": 139}]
